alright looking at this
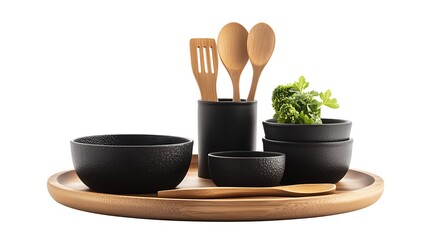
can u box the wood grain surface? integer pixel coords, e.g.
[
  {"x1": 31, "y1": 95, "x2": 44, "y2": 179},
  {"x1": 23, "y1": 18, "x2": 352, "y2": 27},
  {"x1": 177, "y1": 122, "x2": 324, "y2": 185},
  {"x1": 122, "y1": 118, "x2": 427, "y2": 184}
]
[{"x1": 47, "y1": 155, "x2": 384, "y2": 221}]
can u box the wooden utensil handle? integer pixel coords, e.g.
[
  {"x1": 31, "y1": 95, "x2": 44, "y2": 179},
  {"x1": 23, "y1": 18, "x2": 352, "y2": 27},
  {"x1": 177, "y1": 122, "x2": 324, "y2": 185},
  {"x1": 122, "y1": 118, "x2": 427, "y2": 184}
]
[
  {"x1": 158, "y1": 187, "x2": 283, "y2": 199},
  {"x1": 247, "y1": 66, "x2": 263, "y2": 101},
  {"x1": 229, "y1": 72, "x2": 241, "y2": 102}
]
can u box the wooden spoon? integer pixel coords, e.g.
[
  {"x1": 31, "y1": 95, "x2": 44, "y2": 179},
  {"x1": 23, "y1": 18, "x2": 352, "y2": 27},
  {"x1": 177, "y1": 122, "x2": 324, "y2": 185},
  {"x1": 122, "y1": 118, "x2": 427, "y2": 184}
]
[
  {"x1": 157, "y1": 183, "x2": 336, "y2": 199},
  {"x1": 246, "y1": 23, "x2": 276, "y2": 101},
  {"x1": 217, "y1": 22, "x2": 249, "y2": 102}
]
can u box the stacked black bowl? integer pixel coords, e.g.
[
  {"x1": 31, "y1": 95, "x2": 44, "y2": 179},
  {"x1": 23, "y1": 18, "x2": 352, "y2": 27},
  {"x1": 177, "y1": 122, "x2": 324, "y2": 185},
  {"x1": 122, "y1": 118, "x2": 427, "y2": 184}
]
[{"x1": 262, "y1": 118, "x2": 353, "y2": 184}]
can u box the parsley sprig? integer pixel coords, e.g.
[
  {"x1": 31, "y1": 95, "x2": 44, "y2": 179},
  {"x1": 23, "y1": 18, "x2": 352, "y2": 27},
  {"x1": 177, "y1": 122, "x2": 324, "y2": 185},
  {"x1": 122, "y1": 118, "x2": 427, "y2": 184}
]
[{"x1": 272, "y1": 76, "x2": 339, "y2": 124}]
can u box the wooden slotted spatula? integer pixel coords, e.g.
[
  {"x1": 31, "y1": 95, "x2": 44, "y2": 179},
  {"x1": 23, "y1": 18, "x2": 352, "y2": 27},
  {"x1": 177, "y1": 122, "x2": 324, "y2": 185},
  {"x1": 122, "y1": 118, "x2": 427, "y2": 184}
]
[
  {"x1": 190, "y1": 38, "x2": 218, "y2": 101},
  {"x1": 157, "y1": 183, "x2": 336, "y2": 199}
]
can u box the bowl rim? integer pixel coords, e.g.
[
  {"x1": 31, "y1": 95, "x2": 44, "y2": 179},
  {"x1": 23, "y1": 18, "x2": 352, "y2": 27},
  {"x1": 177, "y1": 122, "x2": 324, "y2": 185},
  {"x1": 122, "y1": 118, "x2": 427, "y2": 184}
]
[
  {"x1": 263, "y1": 118, "x2": 352, "y2": 126},
  {"x1": 263, "y1": 137, "x2": 353, "y2": 145},
  {"x1": 71, "y1": 134, "x2": 193, "y2": 148},
  {"x1": 208, "y1": 151, "x2": 285, "y2": 160}
]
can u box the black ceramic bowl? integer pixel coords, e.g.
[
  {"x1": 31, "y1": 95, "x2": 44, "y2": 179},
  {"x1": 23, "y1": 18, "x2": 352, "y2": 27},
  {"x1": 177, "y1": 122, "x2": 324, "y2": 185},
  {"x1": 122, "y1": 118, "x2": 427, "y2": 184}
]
[
  {"x1": 263, "y1": 138, "x2": 353, "y2": 184},
  {"x1": 263, "y1": 118, "x2": 352, "y2": 142},
  {"x1": 208, "y1": 151, "x2": 286, "y2": 187},
  {"x1": 70, "y1": 134, "x2": 193, "y2": 194}
]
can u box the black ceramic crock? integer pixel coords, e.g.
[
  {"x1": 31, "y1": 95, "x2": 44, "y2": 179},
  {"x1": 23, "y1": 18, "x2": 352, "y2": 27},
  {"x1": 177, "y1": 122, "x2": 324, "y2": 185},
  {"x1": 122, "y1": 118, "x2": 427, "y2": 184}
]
[{"x1": 198, "y1": 99, "x2": 257, "y2": 178}]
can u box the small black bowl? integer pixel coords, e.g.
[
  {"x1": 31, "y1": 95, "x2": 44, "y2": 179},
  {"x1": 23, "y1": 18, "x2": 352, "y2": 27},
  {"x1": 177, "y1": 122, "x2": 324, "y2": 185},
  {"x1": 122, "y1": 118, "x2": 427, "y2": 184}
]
[
  {"x1": 263, "y1": 118, "x2": 352, "y2": 142},
  {"x1": 208, "y1": 151, "x2": 286, "y2": 187},
  {"x1": 71, "y1": 134, "x2": 193, "y2": 194},
  {"x1": 263, "y1": 138, "x2": 353, "y2": 184}
]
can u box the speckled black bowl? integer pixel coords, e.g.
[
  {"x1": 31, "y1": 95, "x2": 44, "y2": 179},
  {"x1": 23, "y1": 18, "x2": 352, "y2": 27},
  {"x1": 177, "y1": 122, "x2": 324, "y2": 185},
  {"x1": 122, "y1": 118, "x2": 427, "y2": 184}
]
[
  {"x1": 263, "y1": 118, "x2": 352, "y2": 142},
  {"x1": 263, "y1": 138, "x2": 353, "y2": 184},
  {"x1": 208, "y1": 151, "x2": 286, "y2": 187},
  {"x1": 71, "y1": 134, "x2": 193, "y2": 194}
]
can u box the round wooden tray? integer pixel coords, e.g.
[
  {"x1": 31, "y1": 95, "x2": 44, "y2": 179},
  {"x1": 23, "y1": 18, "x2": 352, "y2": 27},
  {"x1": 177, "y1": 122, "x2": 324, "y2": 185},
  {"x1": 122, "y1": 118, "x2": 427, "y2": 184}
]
[{"x1": 47, "y1": 155, "x2": 384, "y2": 221}]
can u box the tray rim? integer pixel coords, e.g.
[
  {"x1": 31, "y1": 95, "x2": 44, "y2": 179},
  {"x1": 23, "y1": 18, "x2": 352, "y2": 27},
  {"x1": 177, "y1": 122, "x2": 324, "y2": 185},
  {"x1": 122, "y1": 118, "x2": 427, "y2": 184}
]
[{"x1": 47, "y1": 155, "x2": 384, "y2": 221}]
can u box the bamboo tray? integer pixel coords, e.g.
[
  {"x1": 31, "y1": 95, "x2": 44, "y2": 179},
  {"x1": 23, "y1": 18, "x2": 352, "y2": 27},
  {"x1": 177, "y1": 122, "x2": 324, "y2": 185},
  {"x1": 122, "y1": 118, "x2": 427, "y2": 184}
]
[{"x1": 47, "y1": 155, "x2": 384, "y2": 221}]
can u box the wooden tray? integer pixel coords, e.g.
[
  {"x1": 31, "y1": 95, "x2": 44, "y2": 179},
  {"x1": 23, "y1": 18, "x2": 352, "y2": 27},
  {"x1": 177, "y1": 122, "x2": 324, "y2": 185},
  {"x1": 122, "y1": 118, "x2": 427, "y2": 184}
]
[{"x1": 47, "y1": 155, "x2": 384, "y2": 221}]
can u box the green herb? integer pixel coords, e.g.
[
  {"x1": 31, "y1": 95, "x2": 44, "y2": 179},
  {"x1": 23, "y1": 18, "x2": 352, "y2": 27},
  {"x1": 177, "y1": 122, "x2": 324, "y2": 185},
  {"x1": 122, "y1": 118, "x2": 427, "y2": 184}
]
[{"x1": 272, "y1": 76, "x2": 339, "y2": 124}]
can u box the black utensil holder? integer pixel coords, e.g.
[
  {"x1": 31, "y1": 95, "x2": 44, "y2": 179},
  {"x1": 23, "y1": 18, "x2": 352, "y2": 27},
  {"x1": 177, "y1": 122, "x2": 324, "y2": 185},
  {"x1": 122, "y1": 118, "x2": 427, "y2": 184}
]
[{"x1": 198, "y1": 99, "x2": 257, "y2": 178}]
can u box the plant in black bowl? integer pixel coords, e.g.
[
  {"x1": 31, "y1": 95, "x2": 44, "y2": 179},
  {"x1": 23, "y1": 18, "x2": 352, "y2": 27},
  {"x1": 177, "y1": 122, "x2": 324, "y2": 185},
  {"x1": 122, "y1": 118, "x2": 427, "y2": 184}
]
[
  {"x1": 272, "y1": 75, "x2": 339, "y2": 125},
  {"x1": 262, "y1": 76, "x2": 353, "y2": 184},
  {"x1": 263, "y1": 76, "x2": 351, "y2": 142}
]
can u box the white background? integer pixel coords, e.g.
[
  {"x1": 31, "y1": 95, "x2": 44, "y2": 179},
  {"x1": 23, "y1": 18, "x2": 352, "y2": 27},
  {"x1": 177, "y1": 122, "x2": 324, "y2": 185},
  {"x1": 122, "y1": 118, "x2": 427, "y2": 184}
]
[{"x1": 1, "y1": 0, "x2": 428, "y2": 239}]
